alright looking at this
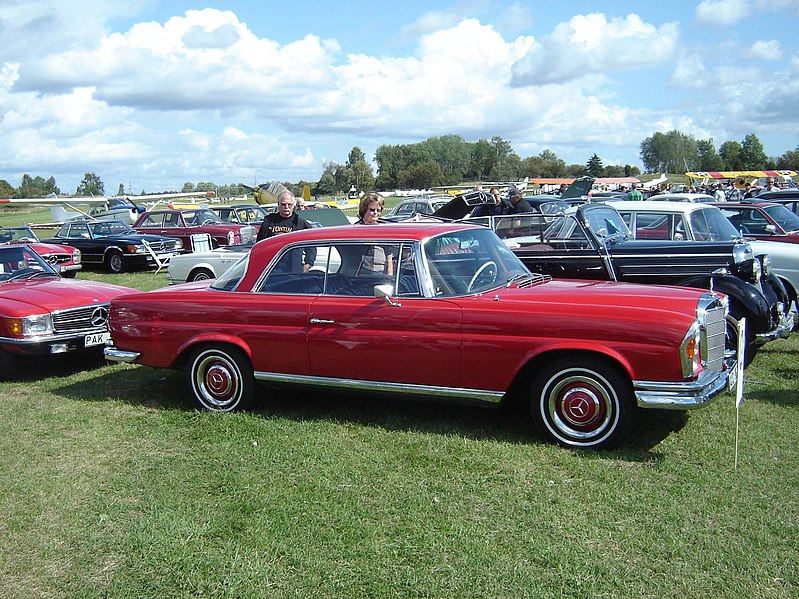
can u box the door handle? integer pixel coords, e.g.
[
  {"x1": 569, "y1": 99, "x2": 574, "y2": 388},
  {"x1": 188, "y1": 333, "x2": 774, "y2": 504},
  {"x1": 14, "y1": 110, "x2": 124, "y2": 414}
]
[{"x1": 310, "y1": 318, "x2": 335, "y2": 324}]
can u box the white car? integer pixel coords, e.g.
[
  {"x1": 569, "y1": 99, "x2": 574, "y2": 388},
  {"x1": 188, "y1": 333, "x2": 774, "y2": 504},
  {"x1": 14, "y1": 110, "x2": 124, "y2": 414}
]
[
  {"x1": 608, "y1": 200, "x2": 799, "y2": 316},
  {"x1": 167, "y1": 244, "x2": 250, "y2": 284}
]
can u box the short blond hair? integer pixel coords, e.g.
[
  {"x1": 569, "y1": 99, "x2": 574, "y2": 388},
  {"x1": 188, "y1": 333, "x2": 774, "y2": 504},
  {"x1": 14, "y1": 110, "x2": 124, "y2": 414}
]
[{"x1": 358, "y1": 192, "x2": 384, "y2": 218}]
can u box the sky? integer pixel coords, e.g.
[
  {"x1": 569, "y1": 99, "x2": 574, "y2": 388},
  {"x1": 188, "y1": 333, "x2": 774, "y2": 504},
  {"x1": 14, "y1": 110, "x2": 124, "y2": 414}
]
[{"x1": 1, "y1": 0, "x2": 798, "y2": 194}]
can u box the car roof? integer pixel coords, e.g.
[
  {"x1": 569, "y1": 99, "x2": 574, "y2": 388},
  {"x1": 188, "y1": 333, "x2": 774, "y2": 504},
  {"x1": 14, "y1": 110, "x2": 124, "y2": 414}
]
[{"x1": 606, "y1": 200, "x2": 716, "y2": 213}]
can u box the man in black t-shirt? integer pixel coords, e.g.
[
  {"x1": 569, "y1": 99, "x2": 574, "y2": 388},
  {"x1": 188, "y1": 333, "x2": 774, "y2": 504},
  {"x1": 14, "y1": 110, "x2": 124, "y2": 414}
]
[{"x1": 256, "y1": 191, "x2": 316, "y2": 271}]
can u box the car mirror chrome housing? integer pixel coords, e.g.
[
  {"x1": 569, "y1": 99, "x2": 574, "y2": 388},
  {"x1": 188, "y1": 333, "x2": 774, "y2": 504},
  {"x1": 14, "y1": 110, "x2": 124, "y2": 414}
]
[{"x1": 374, "y1": 284, "x2": 400, "y2": 307}]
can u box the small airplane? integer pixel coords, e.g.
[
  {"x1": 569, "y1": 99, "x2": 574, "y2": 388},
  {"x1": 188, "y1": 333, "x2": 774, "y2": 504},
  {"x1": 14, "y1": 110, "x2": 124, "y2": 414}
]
[
  {"x1": 0, "y1": 191, "x2": 217, "y2": 225},
  {"x1": 431, "y1": 177, "x2": 531, "y2": 196}
]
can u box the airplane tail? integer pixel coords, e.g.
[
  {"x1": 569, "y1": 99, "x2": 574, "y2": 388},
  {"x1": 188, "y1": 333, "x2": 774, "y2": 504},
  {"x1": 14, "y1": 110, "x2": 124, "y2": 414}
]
[
  {"x1": 561, "y1": 176, "x2": 595, "y2": 199},
  {"x1": 50, "y1": 206, "x2": 82, "y2": 222}
]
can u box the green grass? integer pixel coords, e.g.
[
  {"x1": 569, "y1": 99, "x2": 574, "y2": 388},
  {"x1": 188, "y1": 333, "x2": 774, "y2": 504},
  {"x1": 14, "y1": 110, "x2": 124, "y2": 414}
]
[
  {"x1": 2, "y1": 206, "x2": 798, "y2": 596},
  {"x1": 0, "y1": 267, "x2": 796, "y2": 597}
]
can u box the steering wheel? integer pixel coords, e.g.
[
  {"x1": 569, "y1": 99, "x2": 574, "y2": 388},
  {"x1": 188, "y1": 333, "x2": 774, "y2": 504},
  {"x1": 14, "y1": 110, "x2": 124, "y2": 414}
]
[
  {"x1": 18, "y1": 237, "x2": 36, "y2": 242},
  {"x1": 201, "y1": 219, "x2": 215, "y2": 225},
  {"x1": 467, "y1": 260, "x2": 497, "y2": 291}
]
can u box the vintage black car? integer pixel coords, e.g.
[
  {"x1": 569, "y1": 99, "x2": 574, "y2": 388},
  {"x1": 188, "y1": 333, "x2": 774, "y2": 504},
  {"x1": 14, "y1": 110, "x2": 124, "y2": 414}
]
[
  {"x1": 45, "y1": 220, "x2": 182, "y2": 273},
  {"x1": 467, "y1": 202, "x2": 793, "y2": 366}
]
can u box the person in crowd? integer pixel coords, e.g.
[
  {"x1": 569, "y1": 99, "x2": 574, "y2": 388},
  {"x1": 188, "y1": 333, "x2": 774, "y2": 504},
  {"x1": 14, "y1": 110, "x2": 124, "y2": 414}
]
[
  {"x1": 471, "y1": 186, "x2": 511, "y2": 217},
  {"x1": 355, "y1": 192, "x2": 385, "y2": 225},
  {"x1": 507, "y1": 185, "x2": 532, "y2": 213},
  {"x1": 627, "y1": 184, "x2": 644, "y2": 201},
  {"x1": 355, "y1": 192, "x2": 394, "y2": 275},
  {"x1": 713, "y1": 184, "x2": 726, "y2": 202},
  {"x1": 726, "y1": 178, "x2": 746, "y2": 202},
  {"x1": 256, "y1": 190, "x2": 315, "y2": 271}
]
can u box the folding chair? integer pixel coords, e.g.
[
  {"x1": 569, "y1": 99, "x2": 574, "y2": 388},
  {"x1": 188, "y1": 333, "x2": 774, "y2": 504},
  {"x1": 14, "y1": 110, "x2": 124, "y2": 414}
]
[
  {"x1": 142, "y1": 239, "x2": 171, "y2": 274},
  {"x1": 190, "y1": 233, "x2": 213, "y2": 253}
]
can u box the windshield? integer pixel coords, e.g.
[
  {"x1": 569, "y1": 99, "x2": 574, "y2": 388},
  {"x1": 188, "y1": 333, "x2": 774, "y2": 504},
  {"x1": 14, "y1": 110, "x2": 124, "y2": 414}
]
[
  {"x1": 211, "y1": 254, "x2": 250, "y2": 291},
  {"x1": 0, "y1": 227, "x2": 38, "y2": 243},
  {"x1": 0, "y1": 245, "x2": 59, "y2": 281},
  {"x1": 580, "y1": 206, "x2": 631, "y2": 243},
  {"x1": 421, "y1": 228, "x2": 528, "y2": 296},
  {"x1": 184, "y1": 209, "x2": 222, "y2": 225},
  {"x1": 90, "y1": 221, "x2": 135, "y2": 236},
  {"x1": 689, "y1": 208, "x2": 741, "y2": 241},
  {"x1": 763, "y1": 204, "x2": 799, "y2": 233}
]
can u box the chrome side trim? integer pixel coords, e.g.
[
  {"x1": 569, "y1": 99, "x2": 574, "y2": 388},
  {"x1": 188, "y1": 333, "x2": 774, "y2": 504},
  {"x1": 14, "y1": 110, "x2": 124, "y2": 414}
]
[
  {"x1": 634, "y1": 367, "x2": 730, "y2": 410},
  {"x1": 254, "y1": 371, "x2": 505, "y2": 404},
  {"x1": 104, "y1": 347, "x2": 141, "y2": 363}
]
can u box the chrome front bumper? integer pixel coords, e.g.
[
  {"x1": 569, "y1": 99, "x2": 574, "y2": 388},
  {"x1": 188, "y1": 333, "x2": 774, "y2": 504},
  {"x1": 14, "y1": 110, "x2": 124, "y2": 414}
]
[
  {"x1": 756, "y1": 307, "x2": 796, "y2": 344},
  {"x1": 104, "y1": 346, "x2": 140, "y2": 363},
  {"x1": 634, "y1": 366, "x2": 732, "y2": 410}
]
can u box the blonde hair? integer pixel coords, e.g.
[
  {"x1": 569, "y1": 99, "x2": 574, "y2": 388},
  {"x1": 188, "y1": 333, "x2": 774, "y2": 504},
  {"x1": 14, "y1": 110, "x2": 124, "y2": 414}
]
[{"x1": 358, "y1": 192, "x2": 385, "y2": 218}]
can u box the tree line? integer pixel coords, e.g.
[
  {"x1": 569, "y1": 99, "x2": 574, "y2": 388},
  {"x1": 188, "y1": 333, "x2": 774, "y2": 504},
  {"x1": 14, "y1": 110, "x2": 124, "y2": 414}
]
[{"x1": 3, "y1": 131, "x2": 798, "y2": 199}]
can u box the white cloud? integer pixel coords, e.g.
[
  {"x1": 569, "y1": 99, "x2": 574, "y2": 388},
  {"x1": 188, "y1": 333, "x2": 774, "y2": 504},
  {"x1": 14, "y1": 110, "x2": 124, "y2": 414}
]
[
  {"x1": 744, "y1": 40, "x2": 783, "y2": 60},
  {"x1": 511, "y1": 13, "x2": 680, "y2": 86},
  {"x1": 696, "y1": 0, "x2": 799, "y2": 25}
]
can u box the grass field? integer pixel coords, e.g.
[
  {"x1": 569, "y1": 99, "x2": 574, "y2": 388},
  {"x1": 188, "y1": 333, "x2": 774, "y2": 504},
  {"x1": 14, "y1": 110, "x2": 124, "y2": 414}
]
[{"x1": 0, "y1": 264, "x2": 797, "y2": 597}]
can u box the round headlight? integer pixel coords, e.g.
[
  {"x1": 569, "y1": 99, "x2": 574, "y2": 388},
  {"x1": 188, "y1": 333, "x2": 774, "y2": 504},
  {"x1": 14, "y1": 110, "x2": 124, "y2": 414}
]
[
  {"x1": 732, "y1": 242, "x2": 754, "y2": 264},
  {"x1": 758, "y1": 253, "x2": 772, "y2": 276}
]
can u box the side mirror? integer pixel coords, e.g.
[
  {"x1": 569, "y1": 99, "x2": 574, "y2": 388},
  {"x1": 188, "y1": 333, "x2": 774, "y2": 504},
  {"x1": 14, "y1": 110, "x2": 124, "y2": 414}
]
[{"x1": 374, "y1": 284, "x2": 401, "y2": 307}]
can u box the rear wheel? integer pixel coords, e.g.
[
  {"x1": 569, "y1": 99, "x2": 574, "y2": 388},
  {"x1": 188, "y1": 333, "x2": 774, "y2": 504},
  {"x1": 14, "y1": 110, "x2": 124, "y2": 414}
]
[
  {"x1": 186, "y1": 345, "x2": 254, "y2": 412},
  {"x1": 530, "y1": 357, "x2": 633, "y2": 449},
  {"x1": 105, "y1": 251, "x2": 124, "y2": 274},
  {"x1": 189, "y1": 268, "x2": 214, "y2": 282}
]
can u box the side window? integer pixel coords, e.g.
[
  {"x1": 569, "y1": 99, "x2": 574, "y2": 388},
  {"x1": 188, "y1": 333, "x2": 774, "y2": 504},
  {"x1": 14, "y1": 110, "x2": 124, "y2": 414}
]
[
  {"x1": 139, "y1": 213, "x2": 163, "y2": 227},
  {"x1": 395, "y1": 243, "x2": 420, "y2": 297},
  {"x1": 257, "y1": 244, "x2": 325, "y2": 294},
  {"x1": 634, "y1": 213, "x2": 676, "y2": 240},
  {"x1": 326, "y1": 243, "x2": 401, "y2": 297}
]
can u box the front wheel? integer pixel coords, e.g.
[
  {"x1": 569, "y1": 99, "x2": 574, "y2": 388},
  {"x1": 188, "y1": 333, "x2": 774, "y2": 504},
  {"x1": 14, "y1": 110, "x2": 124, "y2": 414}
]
[
  {"x1": 105, "y1": 251, "x2": 124, "y2": 274},
  {"x1": 186, "y1": 345, "x2": 254, "y2": 412},
  {"x1": 530, "y1": 357, "x2": 633, "y2": 449}
]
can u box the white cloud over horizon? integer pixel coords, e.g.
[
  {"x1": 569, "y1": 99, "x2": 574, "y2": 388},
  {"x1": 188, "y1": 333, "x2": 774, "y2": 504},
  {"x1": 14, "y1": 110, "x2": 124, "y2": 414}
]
[{"x1": 0, "y1": 0, "x2": 797, "y2": 193}]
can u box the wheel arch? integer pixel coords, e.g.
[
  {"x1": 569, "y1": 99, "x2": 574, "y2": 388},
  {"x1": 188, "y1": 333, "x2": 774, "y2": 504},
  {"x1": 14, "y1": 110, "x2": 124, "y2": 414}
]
[
  {"x1": 505, "y1": 348, "x2": 633, "y2": 407},
  {"x1": 172, "y1": 335, "x2": 253, "y2": 371}
]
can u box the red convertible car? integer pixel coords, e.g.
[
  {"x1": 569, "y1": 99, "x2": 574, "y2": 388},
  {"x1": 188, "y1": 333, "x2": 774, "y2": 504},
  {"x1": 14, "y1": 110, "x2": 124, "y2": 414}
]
[
  {"x1": 0, "y1": 225, "x2": 82, "y2": 277},
  {"x1": 105, "y1": 223, "x2": 733, "y2": 449},
  {"x1": 0, "y1": 245, "x2": 137, "y2": 378}
]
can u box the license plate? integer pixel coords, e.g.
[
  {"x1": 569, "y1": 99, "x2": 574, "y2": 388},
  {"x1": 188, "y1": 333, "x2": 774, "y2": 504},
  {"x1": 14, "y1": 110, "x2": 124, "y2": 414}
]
[{"x1": 85, "y1": 332, "x2": 110, "y2": 347}]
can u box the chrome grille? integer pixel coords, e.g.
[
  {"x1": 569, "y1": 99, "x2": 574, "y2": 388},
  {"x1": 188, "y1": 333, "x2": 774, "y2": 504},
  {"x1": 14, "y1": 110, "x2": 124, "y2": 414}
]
[
  {"x1": 701, "y1": 300, "x2": 726, "y2": 372},
  {"x1": 52, "y1": 304, "x2": 110, "y2": 333},
  {"x1": 42, "y1": 253, "x2": 72, "y2": 265},
  {"x1": 144, "y1": 240, "x2": 179, "y2": 252}
]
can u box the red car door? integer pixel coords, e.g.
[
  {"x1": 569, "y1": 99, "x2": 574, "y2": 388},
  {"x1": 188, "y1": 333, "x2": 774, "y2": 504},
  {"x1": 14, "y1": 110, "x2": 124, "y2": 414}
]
[{"x1": 307, "y1": 295, "x2": 462, "y2": 388}]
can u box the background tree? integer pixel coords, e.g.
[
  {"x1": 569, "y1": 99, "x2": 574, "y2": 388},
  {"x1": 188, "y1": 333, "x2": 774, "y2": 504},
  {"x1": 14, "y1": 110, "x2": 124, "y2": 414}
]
[
  {"x1": 639, "y1": 130, "x2": 698, "y2": 173},
  {"x1": 776, "y1": 146, "x2": 799, "y2": 171},
  {"x1": 586, "y1": 154, "x2": 604, "y2": 177},
  {"x1": 76, "y1": 172, "x2": 104, "y2": 196},
  {"x1": 117, "y1": 183, "x2": 126, "y2": 195},
  {"x1": 740, "y1": 133, "x2": 767, "y2": 169},
  {"x1": 344, "y1": 146, "x2": 375, "y2": 191},
  {"x1": 16, "y1": 174, "x2": 59, "y2": 198},
  {"x1": 315, "y1": 162, "x2": 339, "y2": 195},
  {"x1": 181, "y1": 182, "x2": 194, "y2": 192},
  {"x1": 397, "y1": 161, "x2": 443, "y2": 190},
  {"x1": 696, "y1": 139, "x2": 724, "y2": 171},
  {"x1": 719, "y1": 141, "x2": 743, "y2": 170},
  {"x1": 0, "y1": 180, "x2": 14, "y2": 197}
]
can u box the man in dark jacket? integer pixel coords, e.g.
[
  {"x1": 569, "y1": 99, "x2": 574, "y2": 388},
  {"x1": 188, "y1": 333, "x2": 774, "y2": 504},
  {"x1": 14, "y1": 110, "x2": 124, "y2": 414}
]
[
  {"x1": 256, "y1": 191, "x2": 315, "y2": 271},
  {"x1": 507, "y1": 185, "x2": 533, "y2": 213}
]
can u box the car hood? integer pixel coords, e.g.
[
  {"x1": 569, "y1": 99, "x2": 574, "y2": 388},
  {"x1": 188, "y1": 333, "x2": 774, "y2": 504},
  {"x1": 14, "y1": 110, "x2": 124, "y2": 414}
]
[
  {"x1": 496, "y1": 278, "x2": 707, "y2": 315},
  {"x1": 104, "y1": 234, "x2": 175, "y2": 243},
  {"x1": 0, "y1": 279, "x2": 138, "y2": 316}
]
